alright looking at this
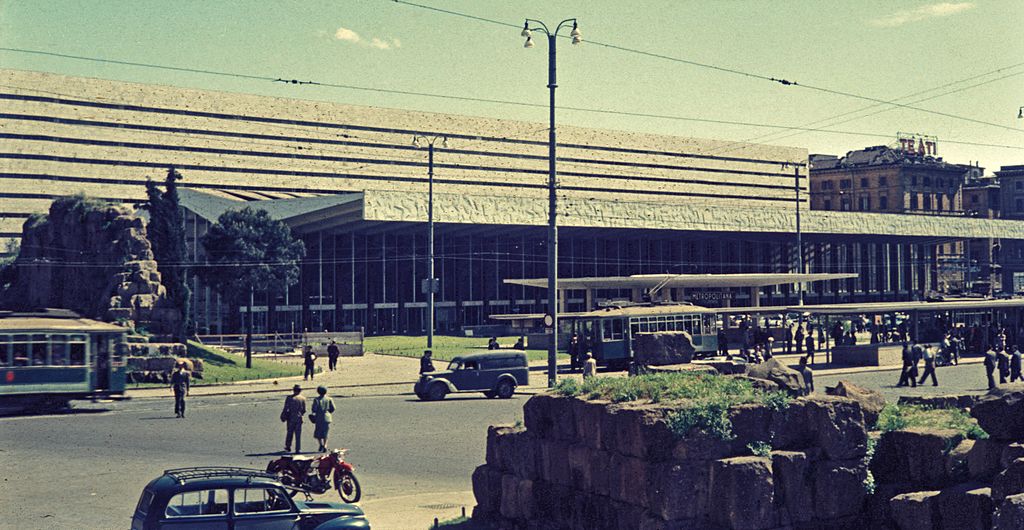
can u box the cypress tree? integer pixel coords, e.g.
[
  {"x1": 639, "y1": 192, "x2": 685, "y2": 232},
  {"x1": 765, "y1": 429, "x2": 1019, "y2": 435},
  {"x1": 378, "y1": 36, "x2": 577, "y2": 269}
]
[{"x1": 144, "y1": 168, "x2": 192, "y2": 340}]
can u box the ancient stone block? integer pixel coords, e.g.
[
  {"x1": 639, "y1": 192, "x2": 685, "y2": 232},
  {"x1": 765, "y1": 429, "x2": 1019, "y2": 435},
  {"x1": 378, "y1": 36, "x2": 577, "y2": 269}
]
[
  {"x1": 485, "y1": 425, "x2": 521, "y2": 470},
  {"x1": 972, "y1": 384, "x2": 1024, "y2": 440},
  {"x1": 889, "y1": 490, "x2": 940, "y2": 530},
  {"x1": 516, "y1": 478, "x2": 535, "y2": 521},
  {"x1": 566, "y1": 444, "x2": 592, "y2": 492},
  {"x1": 710, "y1": 456, "x2": 777, "y2": 530},
  {"x1": 609, "y1": 403, "x2": 675, "y2": 461},
  {"x1": 471, "y1": 464, "x2": 503, "y2": 516},
  {"x1": 1001, "y1": 443, "x2": 1024, "y2": 469},
  {"x1": 671, "y1": 431, "x2": 732, "y2": 462},
  {"x1": 728, "y1": 403, "x2": 773, "y2": 454},
  {"x1": 827, "y1": 380, "x2": 886, "y2": 427},
  {"x1": 769, "y1": 398, "x2": 815, "y2": 450},
  {"x1": 935, "y1": 483, "x2": 993, "y2": 530},
  {"x1": 946, "y1": 439, "x2": 974, "y2": 483},
  {"x1": 992, "y1": 458, "x2": 1024, "y2": 503},
  {"x1": 499, "y1": 473, "x2": 520, "y2": 520},
  {"x1": 994, "y1": 493, "x2": 1024, "y2": 530},
  {"x1": 746, "y1": 357, "x2": 804, "y2": 396},
  {"x1": 539, "y1": 439, "x2": 572, "y2": 487},
  {"x1": 969, "y1": 438, "x2": 1009, "y2": 481},
  {"x1": 633, "y1": 331, "x2": 696, "y2": 366},
  {"x1": 573, "y1": 397, "x2": 610, "y2": 449},
  {"x1": 898, "y1": 393, "x2": 979, "y2": 410},
  {"x1": 814, "y1": 458, "x2": 868, "y2": 521},
  {"x1": 647, "y1": 460, "x2": 713, "y2": 521},
  {"x1": 771, "y1": 450, "x2": 814, "y2": 524},
  {"x1": 872, "y1": 429, "x2": 963, "y2": 488},
  {"x1": 144, "y1": 356, "x2": 177, "y2": 372},
  {"x1": 807, "y1": 396, "x2": 868, "y2": 461},
  {"x1": 608, "y1": 452, "x2": 648, "y2": 507}
]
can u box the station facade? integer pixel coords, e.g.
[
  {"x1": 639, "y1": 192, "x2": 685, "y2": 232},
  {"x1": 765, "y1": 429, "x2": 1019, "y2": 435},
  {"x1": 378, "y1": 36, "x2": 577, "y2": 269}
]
[{"x1": 2, "y1": 69, "x2": 1022, "y2": 335}]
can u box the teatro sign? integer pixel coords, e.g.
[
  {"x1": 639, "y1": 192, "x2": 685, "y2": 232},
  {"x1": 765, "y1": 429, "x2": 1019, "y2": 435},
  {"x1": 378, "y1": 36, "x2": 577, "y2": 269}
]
[{"x1": 897, "y1": 132, "x2": 938, "y2": 156}]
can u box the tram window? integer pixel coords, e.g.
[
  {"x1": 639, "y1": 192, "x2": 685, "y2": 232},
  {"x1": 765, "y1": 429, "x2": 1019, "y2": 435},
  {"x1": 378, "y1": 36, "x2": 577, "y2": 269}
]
[
  {"x1": 13, "y1": 335, "x2": 29, "y2": 366},
  {"x1": 658, "y1": 317, "x2": 668, "y2": 332},
  {"x1": 0, "y1": 335, "x2": 7, "y2": 367},
  {"x1": 69, "y1": 341, "x2": 86, "y2": 366},
  {"x1": 51, "y1": 335, "x2": 69, "y2": 366},
  {"x1": 31, "y1": 334, "x2": 48, "y2": 366}
]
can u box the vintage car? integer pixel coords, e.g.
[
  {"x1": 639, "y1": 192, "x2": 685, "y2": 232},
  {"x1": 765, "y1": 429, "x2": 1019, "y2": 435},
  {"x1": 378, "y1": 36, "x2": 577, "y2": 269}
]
[
  {"x1": 131, "y1": 467, "x2": 370, "y2": 530},
  {"x1": 414, "y1": 351, "x2": 529, "y2": 401}
]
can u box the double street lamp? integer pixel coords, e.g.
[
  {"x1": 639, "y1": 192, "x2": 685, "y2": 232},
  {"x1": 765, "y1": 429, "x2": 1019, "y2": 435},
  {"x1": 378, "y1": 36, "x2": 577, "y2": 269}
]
[
  {"x1": 521, "y1": 18, "x2": 581, "y2": 387},
  {"x1": 413, "y1": 135, "x2": 448, "y2": 352}
]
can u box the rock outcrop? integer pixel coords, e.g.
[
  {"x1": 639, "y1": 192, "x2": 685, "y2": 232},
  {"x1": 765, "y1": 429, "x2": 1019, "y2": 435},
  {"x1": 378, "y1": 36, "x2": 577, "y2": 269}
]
[
  {"x1": 0, "y1": 196, "x2": 179, "y2": 335},
  {"x1": 828, "y1": 380, "x2": 887, "y2": 426},
  {"x1": 632, "y1": 331, "x2": 696, "y2": 366}
]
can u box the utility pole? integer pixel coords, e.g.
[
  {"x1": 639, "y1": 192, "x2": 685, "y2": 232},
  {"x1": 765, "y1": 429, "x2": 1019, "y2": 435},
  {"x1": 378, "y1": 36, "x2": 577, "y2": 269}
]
[
  {"x1": 413, "y1": 135, "x2": 447, "y2": 354},
  {"x1": 795, "y1": 165, "x2": 805, "y2": 305}
]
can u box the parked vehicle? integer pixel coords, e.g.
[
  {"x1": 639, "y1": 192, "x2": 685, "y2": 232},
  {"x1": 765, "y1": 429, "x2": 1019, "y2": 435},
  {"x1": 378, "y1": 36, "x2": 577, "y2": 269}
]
[
  {"x1": 267, "y1": 449, "x2": 361, "y2": 503},
  {"x1": 131, "y1": 467, "x2": 369, "y2": 530},
  {"x1": 414, "y1": 352, "x2": 528, "y2": 401}
]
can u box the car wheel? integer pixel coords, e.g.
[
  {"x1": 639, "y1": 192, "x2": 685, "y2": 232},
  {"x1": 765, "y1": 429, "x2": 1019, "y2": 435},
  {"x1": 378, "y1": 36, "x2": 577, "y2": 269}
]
[
  {"x1": 495, "y1": 379, "x2": 515, "y2": 399},
  {"x1": 483, "y1": 390, "x2": 497, "y2": 399},
  {"x1": 427, "y1": 382, "x2": 448, "y2": 401}
]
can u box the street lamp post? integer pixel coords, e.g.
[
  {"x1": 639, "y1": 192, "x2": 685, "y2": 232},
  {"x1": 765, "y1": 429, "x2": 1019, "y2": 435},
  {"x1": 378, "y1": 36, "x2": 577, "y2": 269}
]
[
  {"x1": 794, "y1": 165, "x2": 804, "y2": 306},
  {"x1": 522, "y1": 17, "x2": 581, "y2": 388},
  {"x1": 413, "y1": 135, "x2": 447, "y2": 353}
]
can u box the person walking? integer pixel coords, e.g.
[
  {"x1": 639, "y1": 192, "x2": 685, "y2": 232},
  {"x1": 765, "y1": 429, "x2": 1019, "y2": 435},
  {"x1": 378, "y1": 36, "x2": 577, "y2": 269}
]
[
  {"x1": 984, "y1": 349, "x2": 998, "y2": 390},
  {"x1": 303, "y1": 345, "x2": 317, "y2": 381},
  {"x1": 281, "y1": 384, "x2": 307, "y2": 453},
  {"x1": 1011, "y1": 346, "x2": 1023, "y2": 383},
  {"x1": 918, "y1": 345, "x2": 938, "y2": 387},
  {"x1": 327, "y1": 340, "x2": 340, "y2": 372},
  {"x1": 170, "y1": 361, "x2": 191, "y2": 418},
  {"x1": 717, "y1": 327, "x2": 728, "y2": 356},
  {"x1": 999, "y1": 348, "x2": 1012, "y2": 385},
  {"x1": 798, "y1": 356, "x2": 814, "y2": 395},
  {"x1": 420, "y1": 350, "x2": 435, "y2": 374},
  {"x1": 568, "y1": 333, "x2": 581, "y2": 372},
  {"x1": 805, "y1": 331, "x2": 815, "y2": 364},
  {"x1": 897, "y1": 342, "x2": 918, "y2": 388},
  {"x1": 311, "y1": 385, "x2": 336, "y2": 452},
  {"x1": 794, "y1": 324, "x2": 805, "y2": 356},
  {"x1": 784, "y1": 324, "x2": 793, "y2": 355},
  {"x1": 582, "y1": 352, "x2": 597, "y2": 380}
]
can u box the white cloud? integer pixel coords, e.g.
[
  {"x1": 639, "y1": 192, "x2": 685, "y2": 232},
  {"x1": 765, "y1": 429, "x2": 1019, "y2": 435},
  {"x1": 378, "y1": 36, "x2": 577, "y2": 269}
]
[
  {"x1": 334, "y1": 27, "x2": 361, "y2": 43},
  {"x1": 333, "y1": 26, "x2": 401, "y2": 50},
  {"x1": 870, "y1": 2, "x2": 975, "y2": 27}
]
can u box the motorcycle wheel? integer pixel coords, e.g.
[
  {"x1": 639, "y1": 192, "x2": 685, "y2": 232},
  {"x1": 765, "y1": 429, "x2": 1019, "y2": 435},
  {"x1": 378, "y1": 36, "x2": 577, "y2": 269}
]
[{"x1": 335, "y1": 471, "x2": 362, "y2": 503}]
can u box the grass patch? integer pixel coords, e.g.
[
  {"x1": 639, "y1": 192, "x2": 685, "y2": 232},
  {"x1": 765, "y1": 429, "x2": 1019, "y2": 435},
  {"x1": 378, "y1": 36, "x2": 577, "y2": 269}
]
[
  {"x1": 128, "y1": 341, "x2": 305, "y2": 388},
  {"x1": 554, "y1": 371, "x2": 792, "y2": 441},
  {"x1": 432, "y1": 516, "x2": 498, "y2": 529},
  {"x1": 875, "y1": 404, "x2": 988, "y2": 439},
  {"x1": 365, "y1": 334, "x2": 560, "y2": 363}
]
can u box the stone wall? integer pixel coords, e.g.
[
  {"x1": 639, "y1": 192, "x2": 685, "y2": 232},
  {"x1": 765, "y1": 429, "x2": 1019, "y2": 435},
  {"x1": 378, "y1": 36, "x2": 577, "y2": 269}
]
[
  {"x1": 472, "y1": 393, "x2": 870, "y2": 529},
  {"x1": 0, "y1": 197, "x2": 179, "y2": 335}
]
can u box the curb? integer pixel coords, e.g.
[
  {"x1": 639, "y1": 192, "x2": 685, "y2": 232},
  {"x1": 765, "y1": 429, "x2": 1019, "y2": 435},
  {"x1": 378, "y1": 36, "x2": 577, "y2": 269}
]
[{"x1": 127, "y1": 380, "x2": 417, "y2": 400}]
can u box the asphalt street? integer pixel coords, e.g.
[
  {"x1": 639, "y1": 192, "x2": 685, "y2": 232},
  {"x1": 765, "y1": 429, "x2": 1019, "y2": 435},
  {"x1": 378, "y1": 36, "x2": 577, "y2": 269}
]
[
  {"x1": 0, "y1": 391, "x2": 524, "y2": 530},
  {"x1": 817, "y1": 360, "x2": 995, "y2": 402}
]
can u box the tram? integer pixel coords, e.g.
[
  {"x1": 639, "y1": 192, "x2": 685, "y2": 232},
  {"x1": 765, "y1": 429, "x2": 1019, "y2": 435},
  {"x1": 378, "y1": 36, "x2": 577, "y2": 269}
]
[
  {"x1": 568, "y1": 304, "x2": 720, "y2": 369},
  {"x1": 0, "y1": 310, "x2": 128, "y2": 413}
]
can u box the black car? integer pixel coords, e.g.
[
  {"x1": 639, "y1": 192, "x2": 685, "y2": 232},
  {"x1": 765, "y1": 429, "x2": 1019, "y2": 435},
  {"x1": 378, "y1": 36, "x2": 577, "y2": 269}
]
[
  {"x1": 131, "y1": 467, "x2": 370, "y2": 530},
  {"x1": 414, "y1": 351, "x2": 529, "y2": 400}
]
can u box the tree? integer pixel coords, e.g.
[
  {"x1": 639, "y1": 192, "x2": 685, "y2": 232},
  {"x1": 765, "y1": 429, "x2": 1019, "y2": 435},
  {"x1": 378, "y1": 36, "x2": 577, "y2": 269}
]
[
  {"x1": 198, "y1": 207, "x2": 305, "y2": 368},
  {"x1": 143, "y1": 168, "x2": 191, "y2": 340}
]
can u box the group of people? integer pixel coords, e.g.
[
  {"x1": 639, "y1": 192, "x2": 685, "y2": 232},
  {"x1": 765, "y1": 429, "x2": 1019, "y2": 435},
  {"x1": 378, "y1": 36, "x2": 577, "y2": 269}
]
[
  {"x1": 724, "y1": 319, "x2": 818, "y2": 365},
  {"x1": 280, "y1": 384, "x2": 336, "y2": 453},
  {"x1": 488, "y1": 336, "x2": 525, "y2": 351},
  {"x1": 302, "y1": 340, "x2": 343, "y2": 381},
  {"x1": 983, "y1": 342, "x2": 1023, "y2": 390},
  {"x1": 896, "y1": 341, "x2": 940, "y2": 387}
]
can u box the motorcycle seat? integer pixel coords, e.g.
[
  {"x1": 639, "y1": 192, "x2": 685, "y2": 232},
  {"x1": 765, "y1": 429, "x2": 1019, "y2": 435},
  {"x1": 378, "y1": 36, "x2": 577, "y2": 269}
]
[{"x1": 290, "y1": 455, "x2": 315, "y2": 461}]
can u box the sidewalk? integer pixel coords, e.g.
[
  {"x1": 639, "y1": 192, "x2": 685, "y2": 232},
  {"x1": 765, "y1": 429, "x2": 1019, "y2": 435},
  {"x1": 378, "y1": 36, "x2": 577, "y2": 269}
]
[{"x1": 360, "y1": 490, "x2": 475, "y2": 530}]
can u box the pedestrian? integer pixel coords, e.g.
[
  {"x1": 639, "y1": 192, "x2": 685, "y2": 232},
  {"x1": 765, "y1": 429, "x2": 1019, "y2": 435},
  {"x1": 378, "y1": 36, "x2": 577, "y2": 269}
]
[
  {"x1": 798, "y1": 356, "x2": 814, "y2": 395},
  {"x1": 1012, "y1": 346, "x2": 1023, "y2": 383},
  {"x1": 420, "y1": 349, "x2": 435, "y2": 374},
  {"x1": 311, "y1": 385, "x2": 336, "y2": 452},
  {"x1": 582, "y1": 352, "x2": 597, "y2": 380},
  {"x1": 170, "y1": 361, "x2": 191, "y2": 418},
  {"x1": 784, "y1": 324, "x2": 793, "y2": 355},
  {"x1": 281, "y1": 384, "x2": 307, "y2": 453},
  {"x1": 764, "y1": 337, "x2": 775, "y2": 360},
  {"x1": 795, "y1": 324, "x2": 805, "y2": 356},
  {"x1": 568, "y1": 333, "x2": 581, "y2": 372},
  {"x1": 917, "y1": 345, "x2": 938, "y2": 387},
  {"x1": 717, "y1": 327, "x2": 729, "y2": 356},
  {"x1": 998, "y1": 348, "x2": 1011, "y2": 384},
  {"x1": 513, "y1": 336, "x2": 525, "y2": 350},
  {"x1": 984, "y1": 349, "x2": 998, "y2": 390},
  {"x1": 805, "y1": 332, "x2": 815, "y2": 364},
  {"x1": 897, "y1": 342, "x2": 918, "y2": 388},
  {"x1": 327, "y1": 340, "x2": 340, "y2": 371},
  {"x1": 303, "y1": 345, "x2": 317, "y2": 381},
  {"x1": 488, "y1": 336, "x2": 499, "y2": 350}
]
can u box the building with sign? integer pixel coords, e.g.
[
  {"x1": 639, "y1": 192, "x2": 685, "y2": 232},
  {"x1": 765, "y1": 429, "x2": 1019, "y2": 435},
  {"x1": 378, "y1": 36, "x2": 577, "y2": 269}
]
[
  {"x1": 997, "y1": 165, "x2": 1024, "y2": 294},
  {"x1": 2, "y1": 69, "x2": 1023, "y2": 334}
]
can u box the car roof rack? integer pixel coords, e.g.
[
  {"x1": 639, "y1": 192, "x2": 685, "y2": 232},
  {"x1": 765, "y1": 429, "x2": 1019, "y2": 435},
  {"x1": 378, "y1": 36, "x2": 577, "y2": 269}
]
[{"x1": 163, "y1": 467, "x2": 277, "y2": 485}]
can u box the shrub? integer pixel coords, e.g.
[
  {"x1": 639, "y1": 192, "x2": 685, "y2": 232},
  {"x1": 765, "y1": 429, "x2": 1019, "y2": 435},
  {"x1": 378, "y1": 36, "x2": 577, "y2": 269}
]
[
  {"x1": 667, "y1": 399, "x2": 735, "y2": 441},
  {"x1": 760, "y1": 390, "x2": 792, "y2": 411},
  {"x1": 875, "y1": 404, "x2": 988, "y2": 439},
  {"x1": 747, "y1": 440, "x2": 772, "y2": 458}
]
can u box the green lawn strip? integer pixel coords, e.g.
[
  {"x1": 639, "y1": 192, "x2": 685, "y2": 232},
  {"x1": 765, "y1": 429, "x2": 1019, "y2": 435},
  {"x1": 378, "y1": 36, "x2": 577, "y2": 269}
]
[
  {"x1": 127, "y1": 341, "x2": 304, "y2": 388},
  {"x1": 431, "y1": 516, "x2": 498, "y2": 529},
  {"x1": 553, "y1": 371, "x2": 791, "y2": 441},
  {"x1": 364, "y1": 335, "x2": 561, "y2": 363},
  {"x1": 875, "y1": 403, "x2": 988, "y2": 439}
]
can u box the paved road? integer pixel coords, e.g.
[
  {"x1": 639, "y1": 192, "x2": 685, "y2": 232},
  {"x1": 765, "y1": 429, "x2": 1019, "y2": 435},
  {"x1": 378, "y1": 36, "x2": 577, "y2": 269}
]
[
  {"x1": 0, "y1": 391, "x2": 524, "y2": 530},
  {"x1": 817, "y1": 361, "x2": 994, "y2": 402}
]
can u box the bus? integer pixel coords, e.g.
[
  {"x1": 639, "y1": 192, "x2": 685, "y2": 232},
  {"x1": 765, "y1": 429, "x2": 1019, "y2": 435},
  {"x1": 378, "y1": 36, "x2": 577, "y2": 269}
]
[
  {"x1": 567, "y1": 304, "x2": 719, "y2": 369},
  {"x1": 0, "y1": 310, "x2": 128, "y2": 413}
]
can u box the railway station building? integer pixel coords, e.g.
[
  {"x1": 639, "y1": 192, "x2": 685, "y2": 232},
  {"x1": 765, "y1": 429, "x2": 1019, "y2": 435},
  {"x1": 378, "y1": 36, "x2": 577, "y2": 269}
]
[{"x1": 2, "y1": 69, "x2": 1022, "y2": 335}]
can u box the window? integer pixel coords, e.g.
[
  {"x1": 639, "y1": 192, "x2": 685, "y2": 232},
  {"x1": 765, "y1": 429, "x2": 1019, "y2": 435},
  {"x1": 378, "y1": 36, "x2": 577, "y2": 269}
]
[
  {"x1": 923, "y1": 195, "x2": 932, "y2": 210},
  {"x1": 840, "y1": 179, "x2": 851, "y2": 189},
  {"x1": 823, "y1": 199, "x2": 832, "y2": 210},
  {"x1": 135, "y1": 490, "x2": 155, "y2": 517},
  {"x1": 164, "y1": 489, "x2": 229, "y2": 517},
  {"x1": 860, "y1": 178, "x2": 868, "y2": 188},
  {"x1": 463, "y1": 360, "x2": 478, "y2": 370},
  {"x1": 1017, "y1": 198, "x2": 1024, "y2": 212},
  {"x1": 912, "y1": 176, "x2": 918, "y2": 186},
  {"x1": 69, "y1": 336, "x2": 87, "y2": 366},
  {"x1": 924, "y1": 177, "x2": 932, "y2": 186},
  {"x1": 12, "y1": 335, "x2": 28, "y2": 366},
  {"x1": 972, "y1": 195, "x2": 979, "y2": 204},
  {"x1": 50, "y1": 335, "x2": 68, "y2": 366},
  {"x1": 234, "y1": 488, "x2": 292, "y2": 514},
  {"x1": 31, "y1": 334, "x2": 47, "y2": 365},
  {"x1": 841, "y1": 197, "x2": 851, "y2": 211},
  {"x1": 0, "y1": 335, "x2": 8, "y2": 367},
  {"x1": 880, "y1": 196, "x2": 888, "y2": 210},
  {"x1": 602, "y1": 319, "x2": 624, "y2": 341},
  {"x1": 879, "y1": 177, "x2": 887, "y2": 186},
  {"x1": 1017, "y1": 181, "x2": 1023, "y2": 191}
]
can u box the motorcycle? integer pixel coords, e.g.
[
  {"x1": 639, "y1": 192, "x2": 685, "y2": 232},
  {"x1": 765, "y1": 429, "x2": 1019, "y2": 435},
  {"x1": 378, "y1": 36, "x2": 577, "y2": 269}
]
[{"x1": 266, "y1": 448, "x2": 362, "y2": 503}]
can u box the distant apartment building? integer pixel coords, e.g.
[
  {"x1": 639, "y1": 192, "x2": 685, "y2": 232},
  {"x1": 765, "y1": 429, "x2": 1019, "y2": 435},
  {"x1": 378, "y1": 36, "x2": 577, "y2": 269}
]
[
  {"x1": 809, "y1": 143, "x2": 987, "y2": 294},
  {"x1": 997, "y1": 165, "x2": 1024, "y2": 293}
]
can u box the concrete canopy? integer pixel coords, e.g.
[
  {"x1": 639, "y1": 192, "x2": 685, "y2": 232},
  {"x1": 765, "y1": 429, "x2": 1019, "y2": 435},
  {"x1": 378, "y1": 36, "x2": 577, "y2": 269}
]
[{"x1": 504, "y1": 273, "x2": 859, "y2": 291}]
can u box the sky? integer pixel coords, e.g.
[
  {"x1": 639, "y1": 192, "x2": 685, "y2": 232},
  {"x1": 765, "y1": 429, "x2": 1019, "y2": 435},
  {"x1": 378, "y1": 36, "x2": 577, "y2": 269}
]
[{"x1": 1, "y1": 0, "x2": 1022, "y2": 170}]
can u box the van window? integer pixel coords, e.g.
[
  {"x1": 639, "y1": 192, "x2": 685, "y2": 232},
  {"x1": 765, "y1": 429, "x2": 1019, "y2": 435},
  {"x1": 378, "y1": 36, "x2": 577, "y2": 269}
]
[
  {"x1": 463, "y1": 360, "x2": 479, "y2": 370},
  {"x1": 164, "y1": 489, "x2": 229, "y2": 517},
  {"x1": 234, "y1": 487, "x2": 291, "y2": 514}
]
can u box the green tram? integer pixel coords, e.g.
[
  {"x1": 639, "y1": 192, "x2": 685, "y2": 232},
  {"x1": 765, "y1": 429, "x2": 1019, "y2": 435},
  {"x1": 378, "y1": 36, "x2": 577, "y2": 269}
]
[
  {"x1": 568, "y1": 304, "x2": 720, "y2": 369},
  {"x1": 0, "y1": 311, "x2": 128, "y2": 413}
]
